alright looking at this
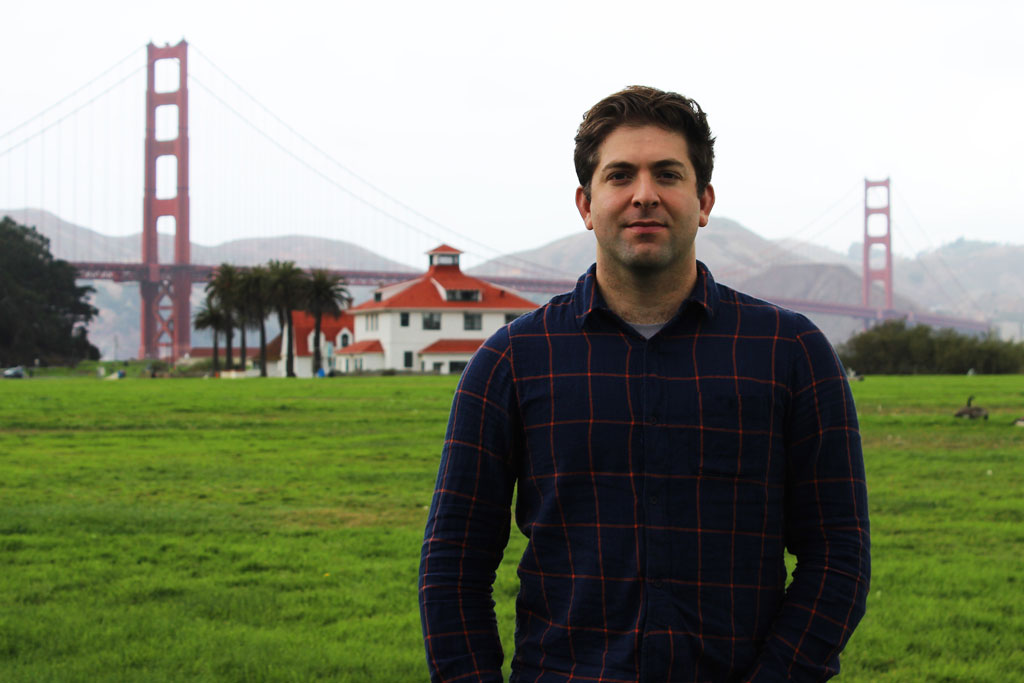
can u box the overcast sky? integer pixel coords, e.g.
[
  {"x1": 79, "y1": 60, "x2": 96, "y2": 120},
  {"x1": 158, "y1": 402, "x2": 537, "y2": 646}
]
[{"x1": 3, "y1": 0, "x2": 1021, "y2": 269}]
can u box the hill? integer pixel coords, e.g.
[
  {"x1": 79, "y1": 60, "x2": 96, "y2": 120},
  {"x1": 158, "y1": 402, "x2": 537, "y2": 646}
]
[
  {"x1": 469, "y1": 219, "x2": 1022, "y2": 343},
  {"x1": 5, "y1": 208, "x2": 1022, "y2": 358},
  {"x1": 2, "y1": 209, "x2": 416, "y2": 272}
]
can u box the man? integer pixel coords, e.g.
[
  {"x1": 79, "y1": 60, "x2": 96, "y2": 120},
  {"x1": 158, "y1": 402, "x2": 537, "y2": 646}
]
[{"x1": 420, "y1": 86, "x2": 870, "y2": 682}]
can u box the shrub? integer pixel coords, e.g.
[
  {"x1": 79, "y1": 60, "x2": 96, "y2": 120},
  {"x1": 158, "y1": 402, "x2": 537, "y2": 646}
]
[{"x1": 838, "y1": 321, "x2": 1024, "y2": 374}]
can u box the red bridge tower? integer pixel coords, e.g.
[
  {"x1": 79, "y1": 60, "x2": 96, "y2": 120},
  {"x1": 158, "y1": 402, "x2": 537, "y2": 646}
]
[
  {"x1": 140, "y1": 40, "x2": 191, "y2": 360},
  {"x1": 862, "y1": 178, "x2": 893, "y2": 310}
]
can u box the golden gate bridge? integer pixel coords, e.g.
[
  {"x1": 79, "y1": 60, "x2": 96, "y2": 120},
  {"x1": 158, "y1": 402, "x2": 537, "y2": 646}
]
[{"x1": 2, "y1": 40, "x2": 988, "y2": 360}]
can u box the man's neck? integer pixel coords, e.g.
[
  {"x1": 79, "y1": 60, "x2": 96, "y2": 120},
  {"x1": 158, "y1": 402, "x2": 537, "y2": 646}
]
[{"x1": 595, "y1": 259, "x2": 698, "y2": 325}]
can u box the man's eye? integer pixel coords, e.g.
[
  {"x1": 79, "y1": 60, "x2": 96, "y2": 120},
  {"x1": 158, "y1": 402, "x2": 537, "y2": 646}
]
[
  {"x1": 608, "y1": 172, "x2": 630, "y2": 181},
  {"x1": 658, "y1": 172, "x2": 681, "y2": 180}
]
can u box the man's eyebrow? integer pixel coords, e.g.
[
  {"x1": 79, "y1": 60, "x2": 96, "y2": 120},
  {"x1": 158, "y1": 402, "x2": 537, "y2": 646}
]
[{"x1": 599, "y1": 159, "x2": 687, "y2": 172}]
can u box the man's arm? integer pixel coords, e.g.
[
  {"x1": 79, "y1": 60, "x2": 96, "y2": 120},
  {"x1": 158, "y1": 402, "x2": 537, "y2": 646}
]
[
  {"x1": 748, "y1": 323, "x2": 870, "y2": 682},
  {"x1": 419, "y1": 327, "x2": 519, "y2": 682}
]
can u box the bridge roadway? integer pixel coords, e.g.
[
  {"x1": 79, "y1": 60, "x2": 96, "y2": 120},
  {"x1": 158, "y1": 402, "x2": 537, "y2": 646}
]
[{"x1": 72, "y1": 261, "x2": 990, "y2": 334}]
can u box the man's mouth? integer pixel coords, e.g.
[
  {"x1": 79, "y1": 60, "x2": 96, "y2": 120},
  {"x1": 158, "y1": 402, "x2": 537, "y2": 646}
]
[{"x1": 626, "y1": 221, "x2": 666, "y2": 234}]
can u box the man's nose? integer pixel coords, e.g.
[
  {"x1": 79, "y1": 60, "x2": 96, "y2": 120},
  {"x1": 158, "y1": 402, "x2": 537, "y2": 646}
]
[{"x1": 632, "y1": 174, "x2": 659, "y2": 208}]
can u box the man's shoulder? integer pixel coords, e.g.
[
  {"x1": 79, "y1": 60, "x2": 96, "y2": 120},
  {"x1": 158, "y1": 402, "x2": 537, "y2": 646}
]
[
  {"x1": 471, "y1": 289, "x2": 579, "y2": 365},
  {"x1": 506, "y1": 289, "x2": 579, "y2": 337},
  {"x1": 711, "y1": 280, "x2": 821, "y2": 339}
]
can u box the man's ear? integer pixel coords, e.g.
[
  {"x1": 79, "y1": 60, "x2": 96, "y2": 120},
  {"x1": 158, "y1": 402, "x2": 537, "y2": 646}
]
[
  {"x1": 575, "y1": 186, "x2": 594, "y2": 231},
  {"x1": 698, "y1": 183, "x2": 715, "y2": 227}
]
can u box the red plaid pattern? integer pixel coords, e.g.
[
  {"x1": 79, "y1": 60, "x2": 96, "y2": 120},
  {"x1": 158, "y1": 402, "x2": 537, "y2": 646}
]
[{"x1": 420, "y1": 263, "x2": 870, "y2": 682}]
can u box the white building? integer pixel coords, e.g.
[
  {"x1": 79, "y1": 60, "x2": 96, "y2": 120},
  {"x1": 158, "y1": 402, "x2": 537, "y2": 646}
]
[
  {"x1": 341, "y1": 245, "x2": 538, "y2": 374},
  {"x1": 267, "y1": 310, "x2": 357, "y2": 377}
]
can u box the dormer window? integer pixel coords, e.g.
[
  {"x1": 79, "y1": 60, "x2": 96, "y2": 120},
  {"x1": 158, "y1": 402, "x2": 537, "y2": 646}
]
[
  {"x1": 430, "y1": 253, "x2": 460, "y2": 267},
  {"x1": 374, "y1": 292, "x2": 382, "y2": 302},
  {"x1": 445, "y1": 289, "x2": 481, "y2": 302}
]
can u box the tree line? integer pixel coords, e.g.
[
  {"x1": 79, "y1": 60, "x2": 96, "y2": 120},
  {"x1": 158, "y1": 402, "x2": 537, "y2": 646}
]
[
  {"x1": 1, "y1": 216, "x2": 99, "y2": 367},
  {"x1": 837, "y1": 319, "x2": 1024, "y2": 374},
  {"x1": 194, "y1": 262, "x2": 349, "y2": 378}
]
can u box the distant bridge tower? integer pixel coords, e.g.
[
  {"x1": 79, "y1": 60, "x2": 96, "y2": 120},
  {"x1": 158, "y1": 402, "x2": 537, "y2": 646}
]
[
  {"x1": 862, "y1": 178, "x2": 893, "y2": 310},
  {"x1": 140, "y1": 40, "x2": 191, "y2": 360}
]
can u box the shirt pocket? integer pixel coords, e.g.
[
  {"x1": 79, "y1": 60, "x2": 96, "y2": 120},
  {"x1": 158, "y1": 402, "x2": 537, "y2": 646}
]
[{"x1": 697, "y1": 392, "x2": 777, "y2": 482}]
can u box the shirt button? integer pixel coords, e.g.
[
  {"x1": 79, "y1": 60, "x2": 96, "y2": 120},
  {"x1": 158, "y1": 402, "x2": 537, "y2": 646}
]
[
  {"x1": 653, "y1": 579, "x2": 663, "y2": 589},
  {"x1": 647, "y1": 416, "x2": 658, "y2": 426},
  {"x1": 649, "y1": 495, "x2": 658, "y2": 505}
]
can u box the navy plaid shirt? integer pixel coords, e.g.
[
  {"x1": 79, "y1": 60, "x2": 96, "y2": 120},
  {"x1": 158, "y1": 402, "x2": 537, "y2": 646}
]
[{"x1": 420, "y1": 262, "x2": 870, "y2": 682}]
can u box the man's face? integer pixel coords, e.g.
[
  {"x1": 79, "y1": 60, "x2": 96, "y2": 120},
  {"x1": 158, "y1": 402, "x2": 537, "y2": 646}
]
[{"x1": 575, "y1": 124, "x2": 714, "y2": 278}]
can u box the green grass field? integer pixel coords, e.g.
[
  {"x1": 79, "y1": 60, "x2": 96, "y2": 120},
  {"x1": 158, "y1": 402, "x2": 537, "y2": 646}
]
[{"x1": 1, "y1": 374, "x2": 1022, "y2": 681}]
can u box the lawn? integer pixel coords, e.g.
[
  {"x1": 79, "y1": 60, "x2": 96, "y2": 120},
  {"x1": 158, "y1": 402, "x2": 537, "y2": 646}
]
[{"x1": 1, "y1": 374, "x2": 1022, "y2": 681}]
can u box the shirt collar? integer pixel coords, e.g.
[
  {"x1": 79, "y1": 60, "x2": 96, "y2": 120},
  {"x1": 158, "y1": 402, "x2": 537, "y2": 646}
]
[{"x1": 572, "y1": 261, "x2": 720, "y2": 329}]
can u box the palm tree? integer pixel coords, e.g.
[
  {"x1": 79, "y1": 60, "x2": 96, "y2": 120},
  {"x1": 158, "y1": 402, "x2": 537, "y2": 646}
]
[
  {"x1": 267, "y1": 259, "x2": 306, "y2": 378},
  {"x1": 206, "y1": 263, "x2": 241, "y2": 370},
  {"x1": 240, "y1": 266, "x2": 272, "y2": 377},
  {"x1": 193, "y1": 295, "x2": 227, "y2": 374},
  {"x1": 304, "y1": 269, "x2": 350, "y2": 377}
]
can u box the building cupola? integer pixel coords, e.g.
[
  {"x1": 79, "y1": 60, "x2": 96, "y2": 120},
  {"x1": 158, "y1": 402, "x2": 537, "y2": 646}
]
[{"x1": 427, "y1": 244, "x2": 463, "y2": 269}]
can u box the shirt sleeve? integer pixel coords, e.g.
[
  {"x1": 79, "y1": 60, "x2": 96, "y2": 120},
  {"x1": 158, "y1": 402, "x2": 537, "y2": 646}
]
[
  {"x1": 747, "y1": 320, "x2": 871, "y2": 682},
  {"x1": 419, "y1": 325, "x2": 520, "y2": 682}
]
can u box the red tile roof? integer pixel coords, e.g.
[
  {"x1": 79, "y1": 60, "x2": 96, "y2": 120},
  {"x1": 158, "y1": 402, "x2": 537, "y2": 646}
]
[
  {"x1": 428, "y1": 244, "x2": 463, "y2": 255},
  {"x1": 290, "y1": 310, "x2": 356, "y2": 357},
  {"x1": 419, "y1": 339, "x2": 486, "y2": 354},
  {"x1": 266, "y1": 334, "x2": 282, "y2": 361},
  {"x1": 339, "y1": 339, "x2": 384, "y2": 355},
  {"x1": 352, "y1": 265, "x2": 537, "y2": 312}
]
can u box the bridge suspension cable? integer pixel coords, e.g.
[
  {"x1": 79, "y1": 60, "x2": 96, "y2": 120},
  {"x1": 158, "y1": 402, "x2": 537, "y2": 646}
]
[
  {"x1": 0, "y1": 67, "x2": 143, "y2": 159},
  {"x1": 189, "y1": 45, "x2": 575, "y2": 279},
  {"x1": 892, "y1": 186, "x2": 978, "y2": 309},
  {"x1": 0, "y1": 46, "x2": 143, "y2": 145}
]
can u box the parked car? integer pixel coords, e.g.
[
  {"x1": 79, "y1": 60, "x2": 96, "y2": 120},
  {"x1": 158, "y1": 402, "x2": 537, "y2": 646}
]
[{"x1": 3, "y1": 366, "x2": 26, "y2": 378}]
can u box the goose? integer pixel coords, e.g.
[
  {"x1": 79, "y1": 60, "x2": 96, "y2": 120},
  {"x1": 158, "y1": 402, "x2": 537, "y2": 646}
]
[{"x1": 954, "y1": 396, "x2": 988, "y2": 420}]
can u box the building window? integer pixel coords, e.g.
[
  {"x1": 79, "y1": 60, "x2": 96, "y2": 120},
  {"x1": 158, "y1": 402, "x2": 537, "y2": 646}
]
[
  {"x1": 432, "y1": 253, "x2": 459, "y2": 267},
  {"x1": 422, "y1": 312, "x2": 441, "y2": 330},
  {"x1": 373, "y1": 292, "x2": 382, "y2": 302},
  {"x1": 432, "y1": 362, "x2": 443, "y2": 373},
  {"x1": 505, "y1": 313, "x2": 519, "y2": 324},
  {"x1": 365, "y1": 314, "x2": 378, "y2": 331},
  {"x1": 464, "y1": 313, "x2": 482, "y2": 331},
  {"x1": 449, "y1": 361, "x2": 468, "y2": 375},
  {"x1": 400, "y1": 312, "x2": 409, "y2": 327},
  {"x1": 340, "y1": 333, "x2": 349, "y2": 348},
  {"x1": 446, "y1": 289, "x2": 480, "y2": 302},
  {"x1": 404, "y1": 351, "x2": 413, "y2": 368}
]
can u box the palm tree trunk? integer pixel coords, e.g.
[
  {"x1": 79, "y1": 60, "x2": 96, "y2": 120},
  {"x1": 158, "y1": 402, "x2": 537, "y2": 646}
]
[
  {"x1": 239, "y1": 326, "x2": 248, "y2": 372},
  {"x1": 275, "y1": 308, "x2": 286, "y2": 378},
  {"x1": 259, "y1": 317, "x2": 267, "y2": 378},
  {"x1": 286, "y1": 312, "x2": 296, "y2": 378},
  {"x1": 212, "y1": 331, "x2": 220, "y2": 375},
  {"x1": 313, "y1": 312, "x2": 323, "y2": 377},
  {"x1": 225, "y1": 325, "x2": 234, "y2": 370}
]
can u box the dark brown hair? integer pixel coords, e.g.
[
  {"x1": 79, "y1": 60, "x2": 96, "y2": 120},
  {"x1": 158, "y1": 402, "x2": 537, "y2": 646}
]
[{"x1": 574, "y1": 85, "x2": 715, "y2": 200}]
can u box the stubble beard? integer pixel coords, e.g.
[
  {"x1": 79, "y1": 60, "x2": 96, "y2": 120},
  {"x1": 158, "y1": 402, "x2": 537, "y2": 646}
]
[{"x1": 608, "y1": 231, "x2": 683, "y2": 278}]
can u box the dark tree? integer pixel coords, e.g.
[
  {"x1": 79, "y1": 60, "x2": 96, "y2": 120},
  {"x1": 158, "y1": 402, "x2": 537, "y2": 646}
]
[
  {"x1": 267, "y1": 260, "x2": 306, "y2": 378},
  {"x1": 205, "y1": 264, "x2": 241, "y2": 369},
  {"x1": 193, "y1": 295, "x2": 227, "y2": 374},
  {"x1": 303, "y1": 269, "x2": 350, "y2": 376},
  {"x1": 240, "y1": 266, "x2": 272, "y2": 377},
  {"x1": 0, "y1": 216, "x2": 99, "y2": 366},
  {"x1": 838, "y1": 319, "x2": 1024, "y2": 374}
]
